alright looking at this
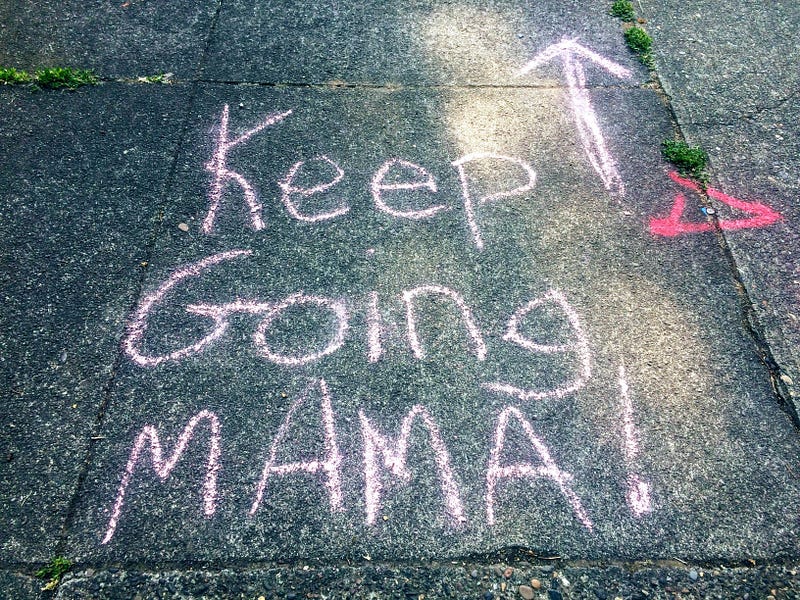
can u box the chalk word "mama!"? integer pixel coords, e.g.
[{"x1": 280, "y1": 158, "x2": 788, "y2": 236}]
[
  {"x1": 123, "y1": 250, "x2": 592, "y2": 402},
  {"x1": 102, "y1": 375, "x2": 651, "y2": 544},
  {"x1": 102, "y1": 378, "x2": 612, "y2": 543}
]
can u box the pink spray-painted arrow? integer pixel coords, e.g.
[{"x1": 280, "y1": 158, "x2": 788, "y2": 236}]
[
  {"x1": 649, "y1": 171, "x2": 783, "y2": 237},
  {"x1": 517, "y1": 40, "x2": 632, "y2": 196}
]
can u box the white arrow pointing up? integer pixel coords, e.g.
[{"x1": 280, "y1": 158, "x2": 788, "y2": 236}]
[{"x1": 517, "y1": 40, "x2": 632, "y2": 197}]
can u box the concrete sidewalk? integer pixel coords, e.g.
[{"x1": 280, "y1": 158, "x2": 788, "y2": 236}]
[{"x1": 1, "y1": 1, "x2": 799, "y2": 598}]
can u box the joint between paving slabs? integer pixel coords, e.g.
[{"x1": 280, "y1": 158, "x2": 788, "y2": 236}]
[
  {"x1": 618, "y1": 9, "x2": 800, "y2": 428},
  {"x1": 186, "y1": 79, "x2": 642, "y2": 91},
  {"x1": 688, "y1": 133, "x2": 800, "y2": 429},
  {"x1": 192, "y1": 0, "x2": 226, "y2": 82},
  {"x1": 53, "y1": 240, "x2": 163, "y2": 563},
  {"x1": 35, "y1": 556, "x2": 800, "y2": 578},
  {"x1": 53, "y1": 33, "x2": 216, "y2": 558}
]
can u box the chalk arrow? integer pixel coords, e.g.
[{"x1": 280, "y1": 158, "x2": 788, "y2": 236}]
[
  {"x1": 517, "y1": 40, "x2": 632, "y2": 196},
  {"x1": 649, "y1": 171, "x2": 783, "y2": 237}
]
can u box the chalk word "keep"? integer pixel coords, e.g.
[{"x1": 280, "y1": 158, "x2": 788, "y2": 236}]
[
  {"x1": 123, "y1": 250, "x2": 592, "y2": 402},
  {"x1": 204, "y1": 105, "x2": 536, "y2": 250}
]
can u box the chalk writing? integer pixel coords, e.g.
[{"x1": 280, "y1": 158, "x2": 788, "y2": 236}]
[
  {"x1": 203, "y1": 105, "x2": 292, "y2": 233},
  {"x1": 124, "y1": 254, "x2": 590, "y2": 403},
  {"x1": 123, "y1": 250, "x2": 253, "y2": 367},
  {"x1": 252, "y1": 293, "x2": 349, "y2": 366},
  {"x1": 102, "y1": 410, "x2": 221, "y2": 544},
  {"x1": 483, "y1": 289, "x2": 592, "y2": 401},
  {"x1": 359, "y1": 404, "x2": 466, "y2": 527},
  {"x1": 371, "y1": 158, "x2": 445, "y2": 219},
  {"x1": 452, "y1": 153, "x2": 537, "y2": 250},
  {"x1": 250, "y1": 378, "x2": 343, "y2": 515},
  {"x1": 650, "y1": 171, "x2": 783, "y2": 237},
  {"x1": 202, "y1": 118, "x2": 542, "y2": 250},
  {"x1": 486, "y1": 406, "x2": 593, "y2": 530},
  {"x1": 278, "y1": 155, "x2": 349, "y2": 222},
  {"x1": 100, "y1": 380, "x2": 660, "y2": 539},
  {"x1": 402, "y1": 285, "x2": 487, "y2": 361},
  {"x1": 367, "y1": 291, "x2": 383, "y2": 363},
  {"x1": 517, "y1": 40, "x2": 631, "y2": 196},
  {"x1": 618, "y1": 365, "x2": 652, "y2": 517}
]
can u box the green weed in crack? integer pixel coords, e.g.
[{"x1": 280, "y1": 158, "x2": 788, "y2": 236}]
[
  {"x1": 35, "y1": 556, "x2": 73, "y2": 591},
  {"x1": 34, "y1": 67, "x2": 97, "y2": 90},
  {"x1": 624, "y1": 26, "x2": 654, "y2": 67},
  {"x1": 662, "y1": 140, "x2": 709, "y2": 182},
  {"x1": 610, "y1": 0, "x2": 636, "y2": 21},
  {"x1": 0, "y1": 67, "x2": 33, "y2": 84}
]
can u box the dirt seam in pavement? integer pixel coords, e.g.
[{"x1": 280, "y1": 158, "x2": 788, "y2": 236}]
[
  {"x1": 6, "y1": 556, "x2": 800, "y2": 576},
  {"x1": 50, "y1": 0, "x2": 229, "y2": 578},
  {"x1": 636, "y1": 30, "x2": 800, "y2": 430},
  {"x1": 90, "y1": 77, "x2": 640, "y2": 92},
  {"x1": 712, "y1": 218, "x2": 800, "y2": 427}
]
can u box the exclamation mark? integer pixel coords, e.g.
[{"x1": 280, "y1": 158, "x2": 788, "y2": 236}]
[{"x1": 619, "y1": 365, "x2": 652, "y2": 516}]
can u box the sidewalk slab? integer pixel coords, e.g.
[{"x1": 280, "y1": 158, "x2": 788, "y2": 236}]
[
  {"x1": 0, "y1": 1, "x2": 217, "y2": 79},
  {"x1": 638, "y1": 1, "x2": 799, "y2": 126},
  {"x1": 687, "y1": 115, "x2": 800, "y2": 412},
  {"x1": 0, "y1": 83, "x2": 191, "y2": 562},
  {"x1": 63, "y1": 83, "x2": 800, "y2": 565},
  {"x1": 640, "y1": 0, "x2": 800, "y2": 413},
  {"x1": 205, "y1": 0, "x2": 647, "y2": 86},
  {"x1": 1, "y1": 1, "x2": 799, "y2": 596}
]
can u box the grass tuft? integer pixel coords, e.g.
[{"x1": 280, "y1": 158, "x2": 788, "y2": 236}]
[
  {"x1": 624, "y1": 26, "x2": 654, "y2": 66},
  {"x1": 662, "y1": 140, "x2": 709, "y2": 181},
  {"x1": 610, "y1": 0, "x2": 636, "y2": 21},
  {"x1": 0, "y1": 67, "x2": 33, "y2": 84},
  {"x1": 36, "y1": 556, "x2": 72, "y2": 591},
  {"x1": 34, "y1": 67, "x2": 97, "y2": 89}
]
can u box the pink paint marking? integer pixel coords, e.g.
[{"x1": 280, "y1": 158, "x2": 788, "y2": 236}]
[
  {"x1": 102, "y1": 410, "x2": 221, "y2": 544},
  {"x1": 452, "y1": 153, "x2": 537, "y2": 250},
  {"x1": 359, "y1": 404, "x2": 466, "y2": 527},
  {"x1": 649, "y1": 171, "x2": 783, "y2": 237},
  {"x1": 278, "y1": 155, "x2": 349, "y2": 222},
  {"x1": 203, "y1": 104, "x2": 292, "y2": 234},
  {"x1": 250, "y1": 378, "x2": 343, "y2": 514},
  {"x1": 123, "y1": 250, "x2": 253, "y2": 367},
  {"x1": 402, "y1": 285, "x2": 487, "y2": 361},
  {"x1": 252, "y1": 292, "x2": 349, "y2": 366},
  {"x1": 367, "y1": 291, "x2": 383, "y2": 363},
  {"x1": 371, "y1": 158, "x2": 446, "y2": 220},
  {"x1": 517, "y1": 40, "x2": 630, "y2": 197},
  {"x1": 486, "y1": 406, "x2": 592, "y2": 530},
  {"x1": 618, "y1": 365, "x2": 652, "y2": 517},
  {"x1": 483, "y1": 289, "x2": 592, "y2": 401}
]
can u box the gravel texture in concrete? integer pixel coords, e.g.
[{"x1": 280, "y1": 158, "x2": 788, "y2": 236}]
[{"x1": 2, "y1": 1, "x2": 799, "y2": 597}]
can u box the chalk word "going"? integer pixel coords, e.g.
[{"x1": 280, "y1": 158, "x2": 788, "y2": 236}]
[{"x1": 123, "y1": 251, "x2": 592, "y2": 402}]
